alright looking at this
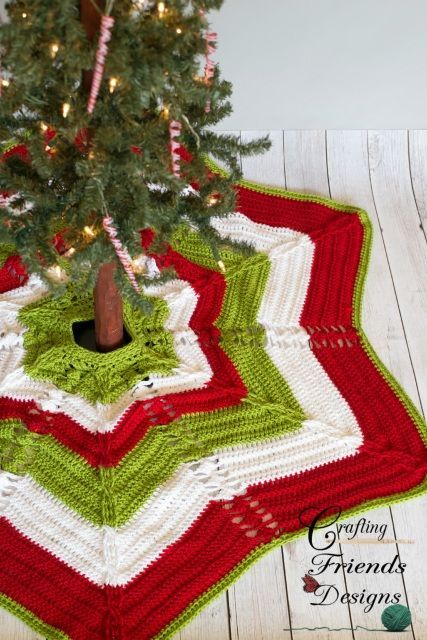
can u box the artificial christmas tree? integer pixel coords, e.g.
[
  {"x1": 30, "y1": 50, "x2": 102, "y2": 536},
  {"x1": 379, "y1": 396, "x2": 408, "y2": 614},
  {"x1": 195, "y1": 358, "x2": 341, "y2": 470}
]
[{"x1": 0, "y1": 0, "x2": 269, "y2": 350}]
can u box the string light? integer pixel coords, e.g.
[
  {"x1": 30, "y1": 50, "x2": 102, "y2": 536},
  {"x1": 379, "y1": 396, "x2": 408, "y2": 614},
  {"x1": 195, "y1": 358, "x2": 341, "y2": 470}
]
[
  {"x1": 158, "y1": 2, "x2": 165, "y2": 16},
  {"x1": 62, "y1": 102, "x2": 70, "y2": 118},
  {"x1": 88, "y1": 150, "x2": 95, "y2": 160},
  {"x1": 1, "y1": 79, "x2": 10, "y2": 88},
  {"x1": 176, "y1": 27, "x2": 182, "y2": 34},
  {"x1": 40, "y1": 122, "x2": 48, "y2": 132},
  {"x1": 131, "y1": 255, "x2": 147, "y2": 275},
  {"x1": 218, "y1": 260, "x2": 226, "y2": 273},
  {"x1": 50, "y1": 43, "x2": 60, "y2": 58},
  {"x1": 83, "y1": 226, "x2": 96, "y2": 238},
  {"x1": 207, "y1": 194, "x2": 219, "y2": 206},
  {"x1": 162, "y1": 105, "x2": 170, "y2": 119},
  {"x1": 109, "y1": 77, "x2": 118, "y2": 93},
  {"x1": 64, "y1": 247, "x2": 76, "y2": 258},
  {"x1": 22, "y1": 12, "x2": 27, "y2": 18}
]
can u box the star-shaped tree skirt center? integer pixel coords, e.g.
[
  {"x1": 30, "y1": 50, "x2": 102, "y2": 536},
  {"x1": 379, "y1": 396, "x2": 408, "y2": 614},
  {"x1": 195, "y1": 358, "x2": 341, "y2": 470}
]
[{"x1": 0, "y1": 178, "x2": 426, "y2": 640}]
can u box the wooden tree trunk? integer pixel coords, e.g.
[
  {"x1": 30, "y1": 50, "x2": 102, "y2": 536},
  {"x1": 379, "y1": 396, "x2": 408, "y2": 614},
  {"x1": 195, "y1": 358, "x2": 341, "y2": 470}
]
[{"x1": 80, "y1": 0, "x2": 124, "y2": 352}]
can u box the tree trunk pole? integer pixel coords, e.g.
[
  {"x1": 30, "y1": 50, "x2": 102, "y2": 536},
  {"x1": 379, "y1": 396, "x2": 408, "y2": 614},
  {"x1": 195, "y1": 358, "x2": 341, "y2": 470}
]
[{"x1": 80, "y1": 0, "x2": 124, "y2": 352}]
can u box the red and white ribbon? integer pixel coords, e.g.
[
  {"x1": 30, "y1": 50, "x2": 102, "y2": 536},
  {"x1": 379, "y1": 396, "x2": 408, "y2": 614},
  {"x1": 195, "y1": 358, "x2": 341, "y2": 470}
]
[
  {"x1": 87, "y1": 15, "x2": 115, "y2": 114},
  {"x1": 102, "y1": 215, "x2": 141, "y2": 293},
  {"x1": 204, "y1": 32, "x2": 217, "y2": 113},
  {"x1": 169, "y1": 120, "x2": 182, "y2": 178}
]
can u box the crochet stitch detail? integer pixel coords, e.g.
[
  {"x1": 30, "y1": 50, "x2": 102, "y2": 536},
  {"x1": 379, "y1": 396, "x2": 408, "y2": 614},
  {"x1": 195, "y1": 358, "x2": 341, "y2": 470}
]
[
  {"x1": 19, "y1": 285, "x2": 178, "y2": 405},
  {"x1": 0, "y1": 169, "x2": 426, "y2": 640}
]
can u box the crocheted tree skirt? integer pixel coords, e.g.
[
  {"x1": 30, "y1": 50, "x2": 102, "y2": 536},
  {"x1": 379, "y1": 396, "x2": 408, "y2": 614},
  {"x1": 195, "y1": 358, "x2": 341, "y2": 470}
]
[{"x1": 0, "y1": 176, "x2": 426, "y2": 640}]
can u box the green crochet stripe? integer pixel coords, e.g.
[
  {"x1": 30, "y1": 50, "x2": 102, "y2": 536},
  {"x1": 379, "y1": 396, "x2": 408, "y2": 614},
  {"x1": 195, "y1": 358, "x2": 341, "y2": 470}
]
[
  {"x1": 0, "y1": 594, "x2": 69, "y2": 640},
  {"x1": 0, "y1": 420, "x2": 41, "y2": 475},
  {"x1": 0, "y1": 243, "x2": 16, "y2": 267},
  {"x1": 1, "y1": 223, "x2": 305, "y2": 526},
  {"x1": 153, "y1": 166, "x2": 427, "y2": 640},
  {"x1": 2, "y1": 480, "x2": 426, "y2": 640},
  {"x1": 172, "y1": 228, "x2": 304, "y2": 414},
  {"x1": 0, "y1": 401, "x2": 303, "y2": 528},
  {"x1": 205, "y1": 157, "x2": 427, "y2": 443},
  {"x1": 1, "y1": 171, "x2": 427, "y2": 640},
  {"x1": 19, "y1": 285, "x2": 178, "y2": 405},
  {"x1": 2, "y1": 238, "x2": 304, "y2": 526},
  {"x1": 0, "y1": 133, "x2": 31, "y2": 155}
]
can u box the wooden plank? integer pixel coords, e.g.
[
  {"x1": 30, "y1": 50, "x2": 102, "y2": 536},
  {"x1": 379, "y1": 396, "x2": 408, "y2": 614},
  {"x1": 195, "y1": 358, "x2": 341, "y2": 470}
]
[
  {"x1": 367, "y1": 130, "x2": 427, "y2": 414},
  {"x1": 0, "y1": 610, "x2": 43, "y2": 639},
  {"x1": 240, "y1": 131, "x2": 285, "y2": 187},
  {"x1": 224, "y1": 130, "x2": 291, "y2": 640},
  {"x1": 281, "y1": 129, "x2": 354, "y2": 640},
  {"x1": 326, "y1": 130, "x2": 416, "y2": 640},
  {"x1": 408, "y1": 130, "x2": 427, "y2": 226},
  {"x1": 367, "y1": 130, "x2": 427, "y2": 640},
  {"x1": 1, "y1": 130, "x2": 426, "y2": 640},
  {"x1": 283, "y1": 130, "x2": 329, "y2": 195},
  {"x1": 179, "y1": 597, "x2": 231, "y2": 640},
  {"x1": 229, "y1": 550, "x2": 291, "y2": 640}
]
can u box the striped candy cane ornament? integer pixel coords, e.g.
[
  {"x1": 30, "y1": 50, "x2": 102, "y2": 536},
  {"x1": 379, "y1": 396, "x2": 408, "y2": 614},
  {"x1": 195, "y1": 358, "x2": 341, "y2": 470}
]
[
  {"x1": 87, "y1": 15, "x2": 115, "y2": 114},
  {"x1": 169, "y1": 120, "x2": 182, "y2": 178},
  {"x1": 204, "y1": 32, "x2": 217, "y2": 113},
  {"x1": 102, "y1": 215, "x2": 141, "y2": 294}
]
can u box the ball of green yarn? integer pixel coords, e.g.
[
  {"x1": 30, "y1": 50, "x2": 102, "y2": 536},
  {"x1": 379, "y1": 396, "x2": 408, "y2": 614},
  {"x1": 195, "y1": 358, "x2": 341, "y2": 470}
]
[{"x1": 381, "y1": 604, "x2": 411, "y2": 632}]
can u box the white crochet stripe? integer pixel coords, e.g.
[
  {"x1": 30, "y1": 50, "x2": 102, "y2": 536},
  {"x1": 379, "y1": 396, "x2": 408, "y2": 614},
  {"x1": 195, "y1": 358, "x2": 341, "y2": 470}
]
[
  {"x1": 0, "y1": 279, "x2": 212, "y2": 433},
  {"x1": 1, "y1": 214, "x2": 362, "y2": 586},
  {"x1": 213, "y1": 212, "x2": 357, "y2": 432},
  {"x1": 3, "y1": 416, "x2": 361, "y2": 587},
  {"x1": 0, "y1": 469, "x2": 23, "y2": 512}
]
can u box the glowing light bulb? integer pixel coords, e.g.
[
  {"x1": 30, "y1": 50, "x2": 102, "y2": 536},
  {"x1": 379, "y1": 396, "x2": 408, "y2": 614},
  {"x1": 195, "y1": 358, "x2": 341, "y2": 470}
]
[
  {"x1": 62, "y1": 102, "x2": 70, "y2": 118},
  {"x1": 109, "y1": 77, "x2": 118, "y2": 93},
  {"x1": 162, "y1": 105, "x2": 170, "y2": 119},
  {"x1": 131, "y1": 255, "x2": 147, "y2": 275},
  {"x1": 84, "y1": 226, "x2": 96, "y2": 238},
  {"x1": 1, "y1": 79, "x2": 10, "y2": 88},
  {"x1": 22, "y1": 12, "x2": 27, "y2": 18},
  {"x1": 50, "y1": 43, "x2": 59, "y2": 58},
  {"x1": 158, "y1": 2, "x2": 165, "y2": 16},
  {"x1": 217, "y1": 260, "x2": 226, "y2": 273},
  {"x1": 88, "y1": 150, "x2": 95, "y2": 160},
  {"x1": 64, "y1": 247, "x2": 76, "y2": 257},
  {"x1": 40, "y1": 122, "x2": 48, "y2": 132},
  {"x1": 207, "y1": 194, "x2": 218, "y2": 206},
  {"x1": 176, "y1": 27, "x2": 182, "y2": 34}
]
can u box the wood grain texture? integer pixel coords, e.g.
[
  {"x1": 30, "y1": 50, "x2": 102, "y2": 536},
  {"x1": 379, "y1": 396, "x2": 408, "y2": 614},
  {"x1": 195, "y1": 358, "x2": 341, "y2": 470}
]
[
  {"x1": 281, "y1": 129, "x2": 354, "y2": 640},
  {"x1": 366, "y1": 130, "x2": 427, "y2": 640},
  {"x1": 326, "y1": 130, "x2": 417, "y2": 640},
  {"x1": 0, "y1": 131, "x2": 425, "y2": 640}
]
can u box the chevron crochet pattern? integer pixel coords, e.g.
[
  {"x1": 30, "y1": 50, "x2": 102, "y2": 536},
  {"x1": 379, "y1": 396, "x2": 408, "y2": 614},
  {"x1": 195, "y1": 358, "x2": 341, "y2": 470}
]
[{"x1": 0, "y1": 171, "x2": 426, "y2": 640}]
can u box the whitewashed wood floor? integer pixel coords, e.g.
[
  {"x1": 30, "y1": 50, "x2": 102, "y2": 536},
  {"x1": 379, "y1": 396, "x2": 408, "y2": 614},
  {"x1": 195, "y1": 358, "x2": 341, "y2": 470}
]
[{"x1": 1, "y1": 130, "x2": 426, "y2": 640}]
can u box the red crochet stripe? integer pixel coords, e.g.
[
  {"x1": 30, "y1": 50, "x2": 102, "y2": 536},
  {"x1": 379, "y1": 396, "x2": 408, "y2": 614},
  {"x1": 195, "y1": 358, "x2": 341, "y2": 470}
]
[
  {"x1": 0, "y1": 255, "x2": 28, "y2": 293},
  {"x1": 0, "y1": 519, "x2": 106, "y2": 640},
  {"x1": 0, "y1": 184, "x2": 426, "y2": 640}
]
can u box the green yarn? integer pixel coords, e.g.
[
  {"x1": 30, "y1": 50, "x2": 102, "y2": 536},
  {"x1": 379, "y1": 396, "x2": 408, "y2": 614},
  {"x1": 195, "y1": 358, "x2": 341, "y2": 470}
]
[
  {"x1": 0, "y1": 226, "x2": 305, "y2": 527},
  {"x1": 381, "y1": 604, "x2": 412, "y2": 632},
  {"x1": 0, "y1": 242, "x2": 16, "y2": 267},
  {"x1": 0, "y1": 419, "x2": 40, "y2": 476},
  {"x1": 19, "y1": 284, "x2": 178, "y2": 405},
  {"x1": 0, "y1": 595, "x2": 69, "y2": 640},
  {"x1": 172, "y1": 227, "x2": 305, "y2": 415}
]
